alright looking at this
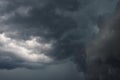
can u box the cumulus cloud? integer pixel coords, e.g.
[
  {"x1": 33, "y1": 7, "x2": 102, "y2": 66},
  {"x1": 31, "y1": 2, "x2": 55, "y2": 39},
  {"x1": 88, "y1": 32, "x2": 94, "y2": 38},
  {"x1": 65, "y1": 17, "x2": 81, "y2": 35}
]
[
  {"x1": 0, "y1": 32, "x2": 54, "y2": 69},
  {"x1": 1, "y1": 33, "x2": 53, "y2": 62}
]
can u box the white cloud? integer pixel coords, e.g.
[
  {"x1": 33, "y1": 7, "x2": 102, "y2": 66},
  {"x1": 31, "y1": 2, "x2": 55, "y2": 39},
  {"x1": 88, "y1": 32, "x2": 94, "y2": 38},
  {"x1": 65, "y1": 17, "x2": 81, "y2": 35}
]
[{"x1": 0, "y1": 33, "x2": 53, "y2": 63}]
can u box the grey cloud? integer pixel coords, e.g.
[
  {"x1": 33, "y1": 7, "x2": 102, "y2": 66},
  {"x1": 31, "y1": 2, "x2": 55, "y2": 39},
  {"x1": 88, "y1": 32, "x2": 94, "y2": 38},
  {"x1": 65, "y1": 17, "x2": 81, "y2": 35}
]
[
  {"x1": 0, "y1": 0, "x2": 82, "y2": 70},
  {"x1": 86, "y1": 1, "x2": 120, "y2": 80},
  {"x1": 0, "y1": 0, "x2": 119, "y2": 80},
  {"x1": 52, "y1": 0, "x2": 80, "y2": 11},
  {"x1": 0, "y1": 59, "x2": 85, "y2": 80}
]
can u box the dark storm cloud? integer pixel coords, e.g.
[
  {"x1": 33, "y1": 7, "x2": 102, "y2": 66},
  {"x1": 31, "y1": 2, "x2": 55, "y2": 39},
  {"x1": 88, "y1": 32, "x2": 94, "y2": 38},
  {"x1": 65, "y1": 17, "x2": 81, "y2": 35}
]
[
  {"x1": 86, "y1": 1, "x2": 120, "y2": 80},
  {"x1": 0, "y1": 0, "x2": 83, "y2": 70},
  {"x1": 0, "y1": 59, "x2": 85, "y2": 80},
  {"x1": 0, "y1": 0, "x2": 117, "y2": 69},
  {"x1": 7, "y1": 2, "x2": 78, "y2": 39},
  {"x1": 0, "y1": 0, "x2": 119, "y2": 80}
]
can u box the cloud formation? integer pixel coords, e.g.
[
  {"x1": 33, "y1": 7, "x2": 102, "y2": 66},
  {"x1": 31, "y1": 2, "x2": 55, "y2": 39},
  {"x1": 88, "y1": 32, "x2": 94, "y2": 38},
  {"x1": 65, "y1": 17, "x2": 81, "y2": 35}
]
[
  {"x1": 0, "y1": 0, "x2": 119, "y2": 80},
  {"x1": 86, "y1": 1, "x2": 120, "y2": 80},
  {"x1": 0, "y1": 32, "x2": 54, "y2": 69},
  {"x1": 0, "y1": 33, "x2": 53, "y2": 62},
  {"x1": 0, "y1": 0, "x2": 81, "y2": 70}
]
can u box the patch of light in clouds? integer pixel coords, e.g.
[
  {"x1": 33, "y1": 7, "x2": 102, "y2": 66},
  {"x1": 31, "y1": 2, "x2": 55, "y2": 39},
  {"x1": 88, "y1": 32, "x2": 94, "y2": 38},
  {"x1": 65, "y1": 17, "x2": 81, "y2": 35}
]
[{"x1": 0, "y1": 33, "x2": 53, "y2": 63}]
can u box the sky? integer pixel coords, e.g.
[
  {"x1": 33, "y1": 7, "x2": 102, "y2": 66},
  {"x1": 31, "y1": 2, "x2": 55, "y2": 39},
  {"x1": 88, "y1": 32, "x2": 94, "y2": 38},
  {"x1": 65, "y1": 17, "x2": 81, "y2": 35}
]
[{"x1": 0, "y1": 0, "x2": 120, "y2": 80}]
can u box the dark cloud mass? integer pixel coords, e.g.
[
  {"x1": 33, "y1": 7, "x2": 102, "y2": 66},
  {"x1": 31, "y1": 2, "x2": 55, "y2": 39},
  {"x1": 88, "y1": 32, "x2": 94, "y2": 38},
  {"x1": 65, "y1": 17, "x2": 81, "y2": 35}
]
[
  {"x1": 0, "y1": 0, "x2": 120, "y2": 80},
  {"x1": 86, "y1": 1, "x2": 120, "y2": 80}
]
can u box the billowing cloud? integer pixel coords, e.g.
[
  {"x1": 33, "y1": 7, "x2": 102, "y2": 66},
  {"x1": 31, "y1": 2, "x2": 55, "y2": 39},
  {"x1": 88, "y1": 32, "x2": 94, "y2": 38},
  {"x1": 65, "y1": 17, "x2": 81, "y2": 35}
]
[
  {"x1": 0, "y1": 32, "x2": 54, "y2": 69},
  {"x1": 0, "y1": 0, "x2": 119, "y2": 80},
  {"x1": 0, "y1": 33, "x2": 53, "y2": 63},
  {"x1": 86, "y1": 2, "x2": 120, "y2": 80}
]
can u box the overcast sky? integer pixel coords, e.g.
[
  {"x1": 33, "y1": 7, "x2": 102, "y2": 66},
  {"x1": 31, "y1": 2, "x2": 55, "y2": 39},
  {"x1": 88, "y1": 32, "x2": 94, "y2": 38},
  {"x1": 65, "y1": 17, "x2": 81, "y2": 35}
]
[{"x1": 0, "y1": 0, "x2": 119, "y2": 80}]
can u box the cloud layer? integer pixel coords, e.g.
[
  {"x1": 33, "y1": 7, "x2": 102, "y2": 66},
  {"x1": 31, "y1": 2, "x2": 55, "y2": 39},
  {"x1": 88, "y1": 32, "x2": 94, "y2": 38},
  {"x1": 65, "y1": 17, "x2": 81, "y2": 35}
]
[
  {"x1": 0, "y1": 0, "x2": 83, "y2": 70},
  {"x1": 0, "y1": 0, "x2": 120, "y2": 80},
  {"x1": 86, "y1": 1, "x2": 120, "y2": 80}
]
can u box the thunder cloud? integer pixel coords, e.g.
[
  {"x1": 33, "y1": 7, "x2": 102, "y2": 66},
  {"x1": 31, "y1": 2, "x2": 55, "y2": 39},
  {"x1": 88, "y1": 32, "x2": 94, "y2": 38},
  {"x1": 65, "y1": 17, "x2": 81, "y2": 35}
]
[{"x1": 0, "y1": 0, "x2": 120, "y2": 80}]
